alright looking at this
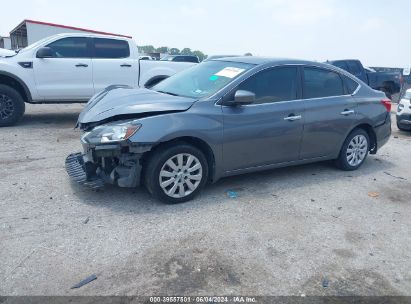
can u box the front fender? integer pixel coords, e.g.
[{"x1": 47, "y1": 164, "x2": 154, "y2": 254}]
[{"x1": 128, "y1": 101, "x2": 224, "y2": 180}]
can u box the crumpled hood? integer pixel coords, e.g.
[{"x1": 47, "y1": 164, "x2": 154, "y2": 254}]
[{"x1": 78, "y1": 87, "x2": 197, "y2": 126}]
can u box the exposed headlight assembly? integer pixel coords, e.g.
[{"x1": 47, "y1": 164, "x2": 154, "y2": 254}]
[
  {"x1": 82, "y1": 122, "x2": 142, "y2": 144},
  {"x1": 398, "y1": 103, "x2": 404, "y2": 112}
]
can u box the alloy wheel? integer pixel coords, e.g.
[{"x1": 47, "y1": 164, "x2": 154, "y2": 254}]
[
  {"x1": 159, "y1": 153, "x2": 203, "y2": 198},
  {"x1": 346, "y1": 135, "x2": 368, "y2": 166}
]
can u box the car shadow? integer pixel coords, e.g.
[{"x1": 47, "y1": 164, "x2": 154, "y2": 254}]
[
  {"x1": 17, "y1": 104, "x2": 84, "y2": 128},
  {"x1": 70, "y1": 154, "x2": 395, "y2": 215}
]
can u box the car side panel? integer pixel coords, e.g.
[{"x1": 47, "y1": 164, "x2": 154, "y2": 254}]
[{"x1": 300, "y1": 95, "x2": 359, "y2": 159}]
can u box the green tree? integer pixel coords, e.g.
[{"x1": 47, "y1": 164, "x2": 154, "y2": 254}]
[
  {"x1": 169, "y1": 48, "x2": 180, "y2": 55},
  {"x1": 138, "y1": 45, "x2": 155, "y2": 54},
  {"x1": 155, "y1": 46, "x2": 169, "y2": 53},
  {"x1": 192, "y1": 50, "x2": 206, "y2": 62},
  {"x1": 180, "y1": 48, "x2": 192, "y2": 55}
]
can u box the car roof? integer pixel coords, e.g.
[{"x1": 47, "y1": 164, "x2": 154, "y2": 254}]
[{"x1": 211, "y1": 56, "x2": 331, "y2": 68}]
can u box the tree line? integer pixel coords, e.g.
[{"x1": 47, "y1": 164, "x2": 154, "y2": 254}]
[{"x1": 138, "y1": 45, "x2": 207, "y2": 61}]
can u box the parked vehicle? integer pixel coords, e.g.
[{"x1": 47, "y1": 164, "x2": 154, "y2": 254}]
[
  {"x1": 139, "y1": 55, "x2": 156, "y2": 60},
  {"x1": 0, "y1": 48, "x2": 15, "y2": 57},
  {"x1": 0, "y1": 33, "x2": 196, "y2": 126},
  {"x1": 327, "y1": 59, "x2": 402, "y2": 98},
  {"x1": 66, "y1": 57, "x2": 391, "y2": 203},
  {"x1": 203, "y1": 55, "x2": 240, "y2": 61},
  {"x1": 160, "y1": 55, "x2": 200, "y2": 63},
  {"x1": 396, "y1": 88, "x2": 411, "y2": 131}
]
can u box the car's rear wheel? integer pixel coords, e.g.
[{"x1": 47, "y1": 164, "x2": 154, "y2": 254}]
[
  {"x1": 336, "y1": 128, "x2": 369, "y2": 171},
  {"x1": 0, "y1": 85, "x2": 25, "y2": 127},
  {"x1": 144, "y1": 143, "x2": 208, "y2": 204}
]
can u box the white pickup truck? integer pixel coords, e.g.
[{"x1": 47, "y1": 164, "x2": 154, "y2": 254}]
[{"x1": 0, "y1": 33, "x2": 195, "y2": 126}]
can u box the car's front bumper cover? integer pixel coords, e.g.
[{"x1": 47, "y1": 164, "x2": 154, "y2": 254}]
[
  {"x1": 65, "y1": 141, "x2": 151, "y2": 189},
  {"x1": 396, "y1": 113, "x2": 411, "y2": 129},
  {"x1": 65, "y1": 152, "x2": 105, "y2": 188}
]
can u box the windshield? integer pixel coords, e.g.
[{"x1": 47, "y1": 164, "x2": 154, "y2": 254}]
[
  {"x1": 152, "y1": 60, "x2": 254, "y2": 98},
  {"x1": 405, "y1": 91, "x2": 411, "y2": 100}
]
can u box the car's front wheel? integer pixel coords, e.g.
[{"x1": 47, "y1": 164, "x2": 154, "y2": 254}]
[
  {"x1": 336, "y1": 128, "x2": 370, "y2": 171},
  {"x1": 144, "y1": 143, "x2": 208, "y2": 204}
]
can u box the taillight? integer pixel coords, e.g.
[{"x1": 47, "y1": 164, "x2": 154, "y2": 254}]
[{"x1": 381, "y1": 98, "x2": 392, "y2": 112}]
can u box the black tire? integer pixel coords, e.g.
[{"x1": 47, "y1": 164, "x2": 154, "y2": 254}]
[
  {"x1": 380, "y1": 87, "x2": 392, "y2": 99},
  {"x1": 335, "y1": 128, "x2": 370, "y2": 171},
  {"x1": 0, "y1": 84, "x2": 25, "y2": 127},
  {"x1": 144, "y1": 143, "x2": 208, "y2": 204}
]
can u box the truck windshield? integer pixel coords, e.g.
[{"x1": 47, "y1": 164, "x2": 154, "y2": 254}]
[{"x1": 152, "y1": 60, "x2": 255, "y2": 98}]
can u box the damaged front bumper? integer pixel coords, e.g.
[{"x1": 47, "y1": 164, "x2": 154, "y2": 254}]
[{"x1": 65, "y1": 142, "x2": 151, "y2": 189}]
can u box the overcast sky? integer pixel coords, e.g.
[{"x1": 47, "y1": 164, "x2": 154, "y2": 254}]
[{"x1": 1, "y1": 0, "x2": 409, "y2": 67}]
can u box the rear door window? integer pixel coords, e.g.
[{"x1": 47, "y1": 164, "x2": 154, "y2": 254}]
[
  {"x1": 303, "y1": 67, "x2": 344, "y2": 99},
  {"x1": 342, "y1": 75, "x2": 359, "y2": 94},
  {"x1": 93, "y1": 38, "x2": 130, "y2": 58}
]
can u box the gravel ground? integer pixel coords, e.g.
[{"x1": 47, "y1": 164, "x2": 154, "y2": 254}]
[{"x1": 0, "y1": 103, "x2": 410, "y2": 296}]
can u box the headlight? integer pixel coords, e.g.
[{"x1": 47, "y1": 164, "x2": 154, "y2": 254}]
[
  {"x1": 398, "y1": 103, "x2": 404, "y2": 112},
  {"x1": 83, "y1": 121, "x2": 142, "y2": 144}
]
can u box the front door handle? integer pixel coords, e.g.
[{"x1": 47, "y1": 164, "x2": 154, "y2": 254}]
[
  {"x1": 75, "y1": 63, "x2": 88, "y2": 67},
  {"x1": 120, "y1": 63, "x2": 132, "y2": 67},
  {"x1": 284, "y1": 114, "x2": 302, "y2": 121},
  {"x1": 340, "y1": 109, "x2": 355, "y2": 116}
]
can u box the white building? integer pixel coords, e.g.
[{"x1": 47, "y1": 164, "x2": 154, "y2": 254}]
[
  {"x1": 8, "y1": 19, "x2": 131, "y2": 49},
  {"x1": 0, "y1": 36, "x2": 11, "y2": 49}
]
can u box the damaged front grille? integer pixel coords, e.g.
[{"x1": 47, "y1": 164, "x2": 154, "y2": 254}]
[{"x1": 65, "y1": 153, "x2": 105, "y2": 189}]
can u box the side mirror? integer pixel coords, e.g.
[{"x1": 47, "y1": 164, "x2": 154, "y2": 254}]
[
  {"x1": 231, "y1": 90, "x2": 255, "y2": 105},
  {"x1": 36, "y1": 47, "x2": 54, "y2": 58}
]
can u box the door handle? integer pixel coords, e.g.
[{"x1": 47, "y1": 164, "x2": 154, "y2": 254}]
[
  {"x1": 75, "y1": 63, "x2": 88, "y2": 67},
  {"x1": 340, "y1": 109, "x2": 355, "y2": 116},
  {"x1": 284, "y1": 115, "x2": 302, "y2": 121},
  {"x1": 120, "y1": 63, "x2": 132, "y2": 67}
]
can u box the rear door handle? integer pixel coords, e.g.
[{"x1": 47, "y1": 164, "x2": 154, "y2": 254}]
[
  {"x1": 120, "y1": 63, "x2": 132, "y2": 67},
  {"x1": 340, "y1": 109, "x2": 355, "y2": 115},
  {"x1": 284, "y1": 115, "x2": 302, "y2": 121},
  {"x1": 75, "y1": 63, "x2": 88, "y2": 67}
]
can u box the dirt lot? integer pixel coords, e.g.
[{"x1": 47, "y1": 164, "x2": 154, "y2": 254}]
[{"x1": 0, "y1": 103, "x2": 410, "y2": 296}]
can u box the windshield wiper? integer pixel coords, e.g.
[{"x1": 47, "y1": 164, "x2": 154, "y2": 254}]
[{"x1": 157, "y1": 90, "x2": 179, "y2": 96}]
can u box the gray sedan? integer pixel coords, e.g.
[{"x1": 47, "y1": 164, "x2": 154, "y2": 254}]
[{"x1": 66, "y1": 57, "x2": 392, "y2": 203}]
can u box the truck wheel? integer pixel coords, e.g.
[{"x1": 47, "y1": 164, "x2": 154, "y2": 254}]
[
  {"x1": 335, "y1": 128, "x2": 369, "y2": 171},
  {"x1": 0, "y1": 85, "x2": 25, "y2": 127},
  {"x1": 380, "y1": 88, "x2": 392, "y2": 99},
  {"x1": 144, "y1": 143, "x2": 208, "y2": 204}
]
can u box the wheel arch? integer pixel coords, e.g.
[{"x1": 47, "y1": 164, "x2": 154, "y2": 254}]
[
  {"x1": 348, "y1": 123, "x2": 377, "y2": 154},
  {"x1": 142, "y1": 136, "x2": 216, "y2": 183},
  {"x1": 0, "y1": 71, "x2": 32, "y2": 102},
  {"x1": 144, "y1": 75, "x2": 169, "y2": 88}
]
